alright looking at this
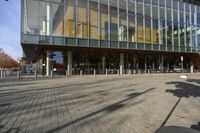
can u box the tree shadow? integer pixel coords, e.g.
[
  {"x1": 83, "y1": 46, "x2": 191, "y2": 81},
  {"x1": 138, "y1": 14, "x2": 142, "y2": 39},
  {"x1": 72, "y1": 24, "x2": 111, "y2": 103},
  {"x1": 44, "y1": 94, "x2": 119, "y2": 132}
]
[
  {"x1": 159, "y1": 81, "x2": 200, "y2": 128},
  {"x1": 191, "y1": 122, "x2": 200, "y2": 131},
  {"x1": 46, "y1": 87, "x2": 156, "y2": 133},
  {"x1": 187, "y1": 79, "x2": 200, "y2": 85},
  {"x1": 166, "y1": 81, "x2": 200, "y2": 98}
]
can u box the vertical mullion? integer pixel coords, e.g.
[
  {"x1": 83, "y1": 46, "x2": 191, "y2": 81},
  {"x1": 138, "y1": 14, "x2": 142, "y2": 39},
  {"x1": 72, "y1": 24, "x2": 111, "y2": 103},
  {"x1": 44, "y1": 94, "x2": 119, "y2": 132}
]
[
  {"x1": 189, "y1": 4, "x2": 192, "y2": 50},
  {"x1": 108, "y1": 0, "x2": 110, "y2": 46},
  {"x1": 75, "y1": 0, "x2": 78, "y2": 39},
  {"x1": 164, "y1": 0, "x2": 167, "y2": 51},
  {"x1": 158, "y1": 0, "x2": 161, "y2": 49},
  {"x1": 135, "y1": 0, "x2": 137, "y2": 48},
  {"x1": 126, "y1": 0, "x2": 129, "y2": 47},
  {"x1": 172, "y1": 0, "x2": 174, "y2": 51},
  {"x1": 98, "y1": 0, "x2": 100, "y2": 41},
  {"x1": 117, "y1": 0, "x2": 119, "y2": 45},
  {"x1": 64, "y1": 0, "x2": 66, "y2": 45},
  {"x1": 195, "y1": 5, "x2": 198, "y2": 51},
  {"x1": 150, "y1": 0, "x2": 153, "y2": 49},
  {"x1": 143, "y1": 0, "x2": 145, "y2": 46},
  {"x1": 184, "y1": 2, "x2": 187, "y2": 52},
  {"x1": 87, "y1": 0, "x2": 90, "y2": 46},
  {"x1": 178, "y1": 1, "x2": 181, "y2": 52}
]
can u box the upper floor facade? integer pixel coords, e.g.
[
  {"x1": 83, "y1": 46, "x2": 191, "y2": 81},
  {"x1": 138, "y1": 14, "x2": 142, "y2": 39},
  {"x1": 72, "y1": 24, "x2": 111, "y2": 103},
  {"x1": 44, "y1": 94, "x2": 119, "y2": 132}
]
[{"x1": 21, "y1": 0, "x2": 200, "y2": 53}]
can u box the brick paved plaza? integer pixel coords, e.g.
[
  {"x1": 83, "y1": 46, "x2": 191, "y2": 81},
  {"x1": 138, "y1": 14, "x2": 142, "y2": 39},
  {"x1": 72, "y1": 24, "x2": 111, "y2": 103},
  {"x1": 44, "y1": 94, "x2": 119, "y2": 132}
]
[{"x1": 0, "y1": 74, "x2": 200, "y2": 133}]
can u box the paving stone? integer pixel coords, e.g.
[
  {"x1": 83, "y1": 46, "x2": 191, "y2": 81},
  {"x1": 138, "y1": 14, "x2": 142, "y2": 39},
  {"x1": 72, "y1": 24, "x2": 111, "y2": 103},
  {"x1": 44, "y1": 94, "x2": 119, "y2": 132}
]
[{"x1": 0, "y1": 74, "x2": 200, "y2": 133}]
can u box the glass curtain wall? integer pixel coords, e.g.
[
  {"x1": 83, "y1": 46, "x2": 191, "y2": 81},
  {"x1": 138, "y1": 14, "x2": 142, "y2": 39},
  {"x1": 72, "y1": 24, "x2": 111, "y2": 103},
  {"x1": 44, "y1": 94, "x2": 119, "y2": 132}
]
[{"x1": 22, "y1": 0, "x2": 199, "y2": 50}]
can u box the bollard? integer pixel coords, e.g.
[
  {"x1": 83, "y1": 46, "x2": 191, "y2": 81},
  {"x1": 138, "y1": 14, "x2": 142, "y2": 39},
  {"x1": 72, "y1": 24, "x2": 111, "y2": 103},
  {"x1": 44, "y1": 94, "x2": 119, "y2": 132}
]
[
  {"x1": 128, "y1": 70, "x2": 131, "y2": 76},
  {"x1": 3, "y1": 70, "x2": 6, "y2": 78},
  {"x1": 138, "y1": 70, "x2": 141, "y2": 75},
  {"x1": 51, "y1": 70, "x2": 53, "y2": 78},
  {"x1": 94, "y1": 69, "x2": 96, "y2": 77},
  {"x1": 35, "y1": 70, "x2": 37, "y2": 79},
  {"x1": 117, "y1": 70, "x2": 119, "y2": 76},
  {"x1": 133, "y1": 69, "x2": 136, "y2": 75},
  {"x1": 148, "y1": 69, "x2": 150, "y2": 75},
  {"x1": 66, "y1": 70, "x2": 68, "y2": 78},
  {"x1": 105, "y1": 69, "x2": 108, "y2": 77},
  {"x1": 17, "y1": 70, "x2": 20, "y2": 79},
  {"x1": 80, "y1": 70, "x2": 83, "y2": 77},
  {"x1": 0, "y1": 70, "x2": 2, "y2": 79}
]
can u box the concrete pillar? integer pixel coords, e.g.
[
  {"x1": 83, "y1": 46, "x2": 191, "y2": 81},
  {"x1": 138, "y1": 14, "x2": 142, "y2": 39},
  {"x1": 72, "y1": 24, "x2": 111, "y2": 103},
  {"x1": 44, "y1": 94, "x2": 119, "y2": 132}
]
[
  {"x1": 66, "y1": 70, "x2": 68, "y2": 78},
  {"x1": 102, "y1": 56, "x2": 106, "y2": 74},
  {"x1": 158, "y1": 55, "x2": 164, "y2": 72},
  {"x1": 167, "y1": 63, "x2": 170, "y2": 72},
  {"x1": 133, "y1": 56, "x2": 136, "y2": 69},
  {"x1": 35, "y1": 70, "x2": 37, "y2": 79},
  {"x1": 67, "y1": 51, "x2": 73, "y2": 76},
  {"x1": 190, "y1": 62, "x2": 194, "y2": 73},
  {"x1": 120, "y1": 53, "x2": 124, "y2": 75},
  {"x1": 161, "y1": 55, "x2": 164, "y2": 72},
  {"x1": 136, "y1": 62, "x2": 139, "y2": 70},
  {"x1": 46, "y1": 50, "x2": 50, "y2": 76},
  {"x1": 158, "y1": 56, "x2": 160, "y2": 71},
  {"x1": 50, "y1": 70, "x2": 53, "y2": 78},
  {"x1": 152, "y1": 62, "x2": 155, "y2": 72},
  {"x1": 145, "y1": 56, "x2": 147, "y2": 73}
]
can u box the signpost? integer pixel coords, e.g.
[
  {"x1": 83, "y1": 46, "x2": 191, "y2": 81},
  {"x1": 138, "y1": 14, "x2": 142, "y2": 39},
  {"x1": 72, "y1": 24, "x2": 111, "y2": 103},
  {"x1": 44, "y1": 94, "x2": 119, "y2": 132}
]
[
  {"x1": 180, "y1": 56, "x2": 187, "y2": 79},
  {"x1": 181, "y1": 56, "x2": 183, "y2": 73}
]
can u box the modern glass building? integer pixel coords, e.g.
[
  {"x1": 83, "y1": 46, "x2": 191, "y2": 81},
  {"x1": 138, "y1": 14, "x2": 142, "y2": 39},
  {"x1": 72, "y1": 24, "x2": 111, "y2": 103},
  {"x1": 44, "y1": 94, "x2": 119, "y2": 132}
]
[{"x1": 21, "y1": 0, "x2": 200, "y2": 75}]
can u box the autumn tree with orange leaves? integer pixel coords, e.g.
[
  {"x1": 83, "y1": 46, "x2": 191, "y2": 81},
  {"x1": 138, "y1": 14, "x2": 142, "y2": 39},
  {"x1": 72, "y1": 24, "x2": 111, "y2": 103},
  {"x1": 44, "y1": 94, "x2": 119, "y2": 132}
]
[{"x1": 0, "y1": 48, "x2": 19, "y2": 68}]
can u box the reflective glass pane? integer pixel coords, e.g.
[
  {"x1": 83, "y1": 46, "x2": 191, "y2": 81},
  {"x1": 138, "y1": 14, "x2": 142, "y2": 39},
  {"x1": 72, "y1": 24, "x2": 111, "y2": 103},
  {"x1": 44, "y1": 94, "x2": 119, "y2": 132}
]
[
  {"x1": 100, "y1": 10, "x2": 108, "y2": 40},
  {"x1": 167, "y1": 21, "x2": 172, "y2": 45},
  {"x1": 65, "y1": 4, "x2": 75, "y2": 37},
  {"x1": 128, "y1": 14, "x2": 136, "y2": 42},
  {"x1": 145, "y1": 4, "x2": 151, "y2": 17},
  {"x1": 77, "y1": 7, "x2": 88, "y2": 38},
  {"x1": 153, "y1": 19, "x2": 159, "y2": 44},
  {"x1": 137, "y1": 15, "x2": 144, "y2": 43},
  {"x1": 145, "y1": 17, "x2": 151, "y2": 44},
  {"x1": 110, "y1": 12, "x2": 118, "y2": 41},
  {"x1": 119, "y1": 13, "x2": 128, "y2": 41},
  {"x1": 90, "y1": 8, "x2": 99, "y2": 39},
  {"x1": 173, "y1": 22, "x2": 179, "y2": 46}
]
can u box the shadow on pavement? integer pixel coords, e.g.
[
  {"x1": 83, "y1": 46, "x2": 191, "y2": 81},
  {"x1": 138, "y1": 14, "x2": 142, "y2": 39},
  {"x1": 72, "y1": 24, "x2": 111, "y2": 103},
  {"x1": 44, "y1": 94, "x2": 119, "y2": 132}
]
[
  {"x1": 0, "y1": 82, "x2": 39, "y2": 88},
  {"x1": 159, "y1": 81, "x2": 200, "y2": 128},
  {"x1": 166, "y1": 81, "x2": 200, "y2": 98},
  {"x1": 187, "y1": 79, "x2": 200, "y2": 85},
  {"x1": 46, "y1": 87, "x2": 156, "y2": 133},
  {"x1": 191, "y1": 122, "x2": 200, "y2": 131}
]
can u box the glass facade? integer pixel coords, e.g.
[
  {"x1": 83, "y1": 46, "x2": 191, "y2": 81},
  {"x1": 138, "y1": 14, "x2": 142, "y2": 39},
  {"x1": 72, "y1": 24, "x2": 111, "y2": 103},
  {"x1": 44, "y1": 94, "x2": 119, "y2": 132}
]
[{"x1": 21, "y1": 0, "x2": 200, "y2": 53}]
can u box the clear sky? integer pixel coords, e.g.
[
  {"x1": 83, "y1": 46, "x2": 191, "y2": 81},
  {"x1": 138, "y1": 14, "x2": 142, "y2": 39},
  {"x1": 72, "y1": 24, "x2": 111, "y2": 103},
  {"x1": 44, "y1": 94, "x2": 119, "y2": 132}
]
[{"x1": 0, "y1": 0, "x2": 21, "y2": 60}]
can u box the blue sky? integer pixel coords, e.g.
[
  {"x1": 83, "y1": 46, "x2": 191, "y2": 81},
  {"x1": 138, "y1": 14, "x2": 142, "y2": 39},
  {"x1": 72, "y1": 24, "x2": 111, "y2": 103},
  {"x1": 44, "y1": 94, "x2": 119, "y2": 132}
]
[{"x1": 0, "y1": 0, "x2": 21, "y2": 60}]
